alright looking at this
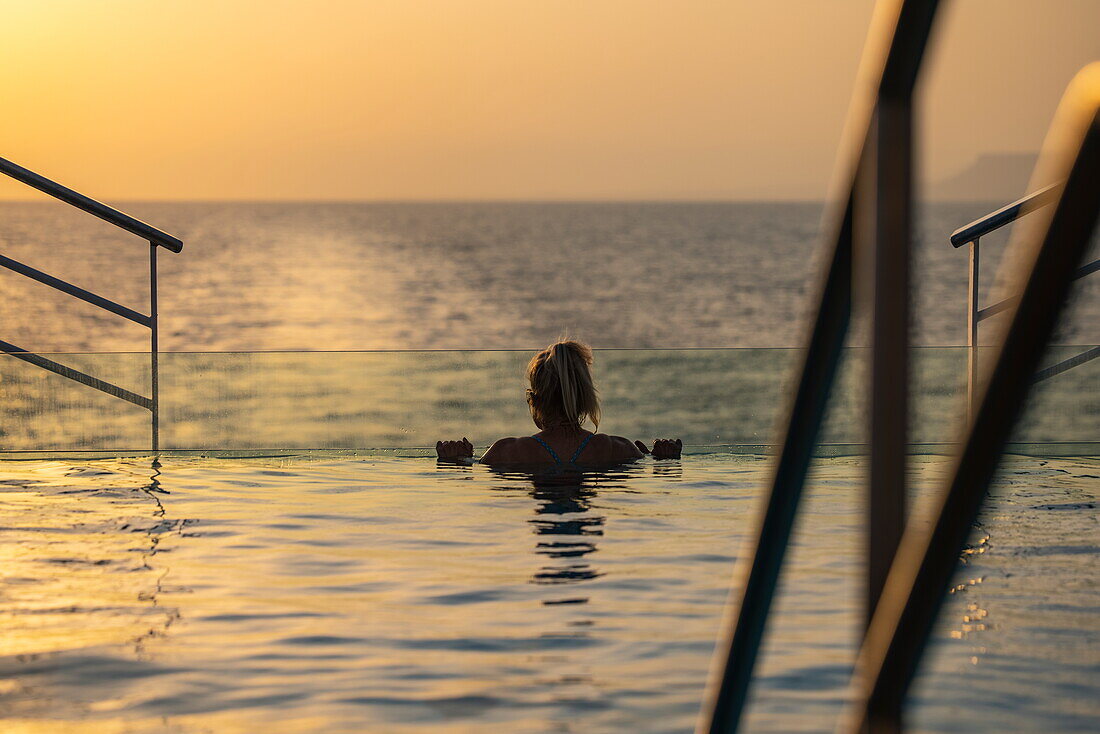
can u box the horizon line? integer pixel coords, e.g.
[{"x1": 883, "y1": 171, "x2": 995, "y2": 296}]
[{"x1": 0, "y1": 194, "x2": 1011, "y2": 204}]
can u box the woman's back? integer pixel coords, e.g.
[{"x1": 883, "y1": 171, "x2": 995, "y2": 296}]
[{"x1": 481, "y1": 430, "x2": 643, "y2": 466}]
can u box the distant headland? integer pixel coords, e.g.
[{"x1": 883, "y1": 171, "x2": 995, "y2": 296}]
[{"x1": 928, "y1": 152, "x2": 1044, "y2": 202}]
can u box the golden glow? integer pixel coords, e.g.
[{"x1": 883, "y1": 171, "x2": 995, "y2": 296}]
[{"x1": 0, "y1": 1, "x2": 1097, "y2": 200}]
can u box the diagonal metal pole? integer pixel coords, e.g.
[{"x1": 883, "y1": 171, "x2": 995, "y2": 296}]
[
  {"x1": 0, "y1": 339, "x2": 154, "y2": 410},
  {"x1": 856, "y1": 95, "x2": 912, "y2": 655},
  {"x1": 697, "y1": 199, "x2": 853, "y2": 733}
]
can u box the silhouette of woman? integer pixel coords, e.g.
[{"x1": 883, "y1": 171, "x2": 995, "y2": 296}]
[{"x1": 435, "y1": 340, "x2": 681, "y2": 465}]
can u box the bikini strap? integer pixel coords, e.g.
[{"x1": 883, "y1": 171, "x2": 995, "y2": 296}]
[
  {"x1": 532, "y1": 435, "x2": 562, "y2": 464},
  {"x1": 569, "y1": 433, "x2": 594, "y2": 464}
]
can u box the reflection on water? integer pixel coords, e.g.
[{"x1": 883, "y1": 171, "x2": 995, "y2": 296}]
[
  {"x1": 0, "y1": 454, "x2": 1097, "y2": 733},
  {"x1": 130, "y1": 461, "x2": 185, "y2": 658},
  {"x1": 484, "y1": 461, "x2": 691, "y2": 729},
  {"x1": 530, "y1": 495, "x2": 602, "y2": 586},
  {"x1": 523, "y1": 470, "x2": 608, "y2": 588},
  {"x1": 483, "y1": 462, "x2": 682, "y2": 590},
  {"x1": 0, "y1": 460, "x2": 185, "y2": 659}
]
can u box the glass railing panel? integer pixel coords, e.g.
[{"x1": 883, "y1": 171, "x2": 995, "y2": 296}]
[
  {"x1": 1015, "y1": 344, "x2": 1100, "y2": 445},
  {"x1": 0, "y1": 351, "x2": 151, "y2": 450},
  {"x1": 1, "y1": 347, "x2": 1095, "y2": 453},
  {"x1": 160, "y1": 349, "x2": 803, "y2": 451}
]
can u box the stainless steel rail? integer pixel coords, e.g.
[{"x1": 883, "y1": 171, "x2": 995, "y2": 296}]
[
  {"x1": 0, "y1": 339, "x2": 153, "y2": 409},
  {"x1": 0, "y1": 157, "x2": 183, "y2": 451},
  {"x1": 949, "y1": 182, "x2": 1062, "y2": 248},
  {"x1": 950, "y1": 183, "x2": 1098, "y2": 419},
  {"x1": 0, "y1": 253, "x2": 152, "y2": 326},
  {"x1": 976, "y1": 261, "x2": 1096, "y2": 321},
  {"x1": 0, "y1": 157, "x2": 182, "y2": 252},
  {"x1": 1031, "y1": 344, "x2": 1100, "y2": 383}
]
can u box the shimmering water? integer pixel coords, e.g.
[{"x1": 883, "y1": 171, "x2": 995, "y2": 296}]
[
  {"x1": 2, "y1": 200, "x2": 1097, "y2": 733},
  {"x1": 2, "y1": 201, "x2": 1098, "y2": 353},
  {"x1": 1, "y1": 453, "x2": 1097, "y2": 732}
]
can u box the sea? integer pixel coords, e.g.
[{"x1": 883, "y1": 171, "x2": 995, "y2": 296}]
[
  {"x1": 1, "y1": 201, "x2": 1097, "y2": 733},
  {"x1": 1, "y1": 200, "x2": 1097, "y2": 353}
]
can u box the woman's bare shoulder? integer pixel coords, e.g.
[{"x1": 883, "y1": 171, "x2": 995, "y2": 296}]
[
  {"x1": 480, "y1": 436, "x2": 541, "y2": 464},
  {"x1": 588, "y1": 433, "x2": 644, "y2": 461}
]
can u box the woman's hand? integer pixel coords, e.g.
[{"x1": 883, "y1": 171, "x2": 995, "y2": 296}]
[
  {"x1": 634, "y1": 438, "x2": 683, "y2": 459},
  {"x1": 436, "y1": 437, "x2": 474, "y2": 460}
]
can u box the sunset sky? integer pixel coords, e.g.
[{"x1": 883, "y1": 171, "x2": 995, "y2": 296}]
[{"x1": 1, "y1": 0, "x2": 1098, "y2": 200}]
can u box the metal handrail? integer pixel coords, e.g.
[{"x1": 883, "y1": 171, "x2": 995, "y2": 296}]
[
  {"x1": 952, "y1": 183, "x2": 1098, "y2": 419},
  {"x1": 0, "y1": 339, "x2": 153, "y2": 409},
  {"x1": 0, "y1": 157, "x2": 182, "y2": 252},
  {"x1": 949, "y1": 181, "x2": 1061, "y2": 247},
  {"x1": 0, "y1": 253, "x2": 152, "y2": 325},
  {"x1": 976, "y1": 258, "x2": 1097, "y2": 322},
  {"x1": 0, "y1": 157, "x2": 182, "y2": 451},
  {"x1": 696, "y1": 1, "x2": 941, "y2": 731},
  {"x1": 1032, "y1": 344, "x2": 1100, "y2": 383}
]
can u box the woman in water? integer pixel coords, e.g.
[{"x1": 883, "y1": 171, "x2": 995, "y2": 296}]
[{"x1": 436, "y1": 340, "x2": 682, "y2": 464}]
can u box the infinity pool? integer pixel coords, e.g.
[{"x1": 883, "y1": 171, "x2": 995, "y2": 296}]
[{"x1": 1, "y1": 453, "x2": 1097, "y2": 732}]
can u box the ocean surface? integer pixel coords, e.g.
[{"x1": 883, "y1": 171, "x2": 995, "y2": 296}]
[
  {"x1": 1, "y1": 200, "x2": 1098, "y2": 352},
  {"x1": 1, "y1": 201, "x2": 1098, "y2": 732},
  {"x1": 0, "y1": 453, "x2": 1097, "y2": 733}
]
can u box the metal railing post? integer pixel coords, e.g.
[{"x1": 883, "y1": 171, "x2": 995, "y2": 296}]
[
  {"x1": 150, "y1": 241, "x2": 160, "y2": 453},
  {"x1": 857, "y1": 98, "x2": 912, "y2": 654},
  {"x1": 966, "y1": 238, "x2": 980, "y2": 423},
  {"x1": 0, "y1": 157, "x2": 181, "y2": 454}
]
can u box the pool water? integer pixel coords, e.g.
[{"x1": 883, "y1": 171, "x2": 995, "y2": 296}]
[{"x1": 0, "y1": 453, "x2": 1097, "y2": 733}]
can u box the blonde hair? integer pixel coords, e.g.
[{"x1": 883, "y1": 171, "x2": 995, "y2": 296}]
[{"x1": 526, "y1": 340, "x2": 601, "y2": 430}]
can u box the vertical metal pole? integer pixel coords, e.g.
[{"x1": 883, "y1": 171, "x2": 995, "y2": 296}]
[
  {"x1": 149, "y1": 242, "x2": 159, "y2": 454},
  {"x1": 855, "y1": 98, "x2": 911, "y2": 731},
  {"x1": 966, "y1": 238, "x2": 980, "y2": 423}
]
